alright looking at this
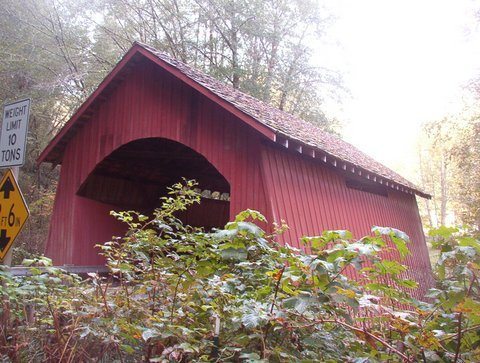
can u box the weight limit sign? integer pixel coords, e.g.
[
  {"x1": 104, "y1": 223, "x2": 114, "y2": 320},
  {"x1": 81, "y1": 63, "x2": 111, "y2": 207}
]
[{"x1": 0, "y1": 99, "x2": 31, "y2": 168}]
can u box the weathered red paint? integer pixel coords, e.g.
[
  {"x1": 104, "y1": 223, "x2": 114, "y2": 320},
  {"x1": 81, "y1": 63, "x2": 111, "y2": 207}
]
[
  {"x1": 261, "y1": 145, "x2": 434, "y2": 298},
  {"x1": 41, "y1": 47, "x2": 434, "y2": 295},
  {"x1": 46, "y1": 58, "x2": 270, "y2": 265}
]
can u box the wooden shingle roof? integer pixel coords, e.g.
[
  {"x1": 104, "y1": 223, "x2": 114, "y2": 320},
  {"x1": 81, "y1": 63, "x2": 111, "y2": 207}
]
[{"x1": 38, "y1": 42, "x2": 429, "y2": 198}]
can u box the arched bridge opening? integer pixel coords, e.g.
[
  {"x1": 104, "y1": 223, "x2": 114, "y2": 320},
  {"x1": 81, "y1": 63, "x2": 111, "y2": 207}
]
[{"x1": 77, "y1": 138, "x2": 230, "y2": 230}]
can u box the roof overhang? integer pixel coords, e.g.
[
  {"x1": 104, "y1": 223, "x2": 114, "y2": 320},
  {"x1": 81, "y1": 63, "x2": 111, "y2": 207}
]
[
  {"x1": 271, "y1": 133, "x2": 431, "y2": 199},
  {"x1": 38, "y1": 43, "x2": 431, "y2": 199},
  {"x1": 37, "y1": 43, "x2": 276, "y2": 166}
]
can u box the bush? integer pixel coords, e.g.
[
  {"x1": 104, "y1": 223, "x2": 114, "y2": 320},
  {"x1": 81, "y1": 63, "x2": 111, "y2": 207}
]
[{"x1": 0, "y1": 180, "x2": 479, "y2": 362}]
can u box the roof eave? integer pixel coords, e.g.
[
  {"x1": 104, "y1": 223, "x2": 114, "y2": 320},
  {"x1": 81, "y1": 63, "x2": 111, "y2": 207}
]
[
  {"x1": 37, "y1": 44, "x2": 146, "y2": 165},
  {"x1": 272, "y1": 132, "x2": 431, "y2": 199},
  {"x1": 37, "y1": 42, "x2": 431, "y2": 200},
  {"x1": 38, "y1": 43, "x2": 276, "y2": 166}
]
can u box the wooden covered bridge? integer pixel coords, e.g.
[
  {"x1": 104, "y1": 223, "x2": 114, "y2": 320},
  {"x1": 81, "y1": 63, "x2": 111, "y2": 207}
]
[{"x1": 38, "y1": 43, "x2": 434, "y2": 296}]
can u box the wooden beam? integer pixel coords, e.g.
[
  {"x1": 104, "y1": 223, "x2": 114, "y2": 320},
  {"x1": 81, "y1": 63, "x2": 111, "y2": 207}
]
[
  {"x1": 306, "y1": 148, "x2": 315, "y2": 157},
  {"x1": 274, "y1": 135, "x2": 289, "y2": 148}
]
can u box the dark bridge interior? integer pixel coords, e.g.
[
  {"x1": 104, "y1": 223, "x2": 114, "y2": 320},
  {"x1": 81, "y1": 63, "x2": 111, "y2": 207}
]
[{"x1": 77, "y1": 138, "x2": 230, "y2": 229}]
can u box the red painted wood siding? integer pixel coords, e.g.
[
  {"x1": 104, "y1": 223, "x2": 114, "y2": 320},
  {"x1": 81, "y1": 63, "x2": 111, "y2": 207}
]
[
  {"x1": 260, "y1": 144, "x2": 434, "y2": 298},
  {"x1": 46, "y1": 58, "x2": 270, "y2": 265},
  {"x1": 45, "y1": 56, "x2": 433, "y2": 295}
]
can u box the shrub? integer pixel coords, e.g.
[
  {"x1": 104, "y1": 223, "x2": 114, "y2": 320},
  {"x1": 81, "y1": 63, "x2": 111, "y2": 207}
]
[{"x1": 0, "y1": 180, "x2": 478, "y2": 362}]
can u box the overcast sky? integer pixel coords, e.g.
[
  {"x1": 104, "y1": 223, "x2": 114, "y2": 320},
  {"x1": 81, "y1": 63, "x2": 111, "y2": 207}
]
[{"x1": 315, "y1": 0, "x2": 480, "y2": 181}]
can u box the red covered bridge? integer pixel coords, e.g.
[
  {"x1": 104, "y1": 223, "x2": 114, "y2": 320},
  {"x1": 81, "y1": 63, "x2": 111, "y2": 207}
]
[{"x1": 38, "y1": 43, "x2": 434, "y2": 296}]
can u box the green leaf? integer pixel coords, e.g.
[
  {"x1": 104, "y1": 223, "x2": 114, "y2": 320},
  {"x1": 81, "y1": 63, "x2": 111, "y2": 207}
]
[
  {"x1": 234, "y1": 209, "x2": 267, "y2": 223},
  {"x1": 428, "y1": 226, "x2": 459, "y2": 238},
  {"x1": 322, "y1": 230, "x2": 353, "y2": 241},
  {"x1": 178, "y1": 342, "x2": 198, "y2": 353},
  {"x1": 425, "y1": 288, "x2": 443, "y2": 299},
  {"x1": 372, "y1": 226, "x2": 410, "y2": 242},
  {"x1": 283, "y1": 293, "x2": 317, "y2": 314},
  {"x1": 142, "y1": 329, "x2": 159, "y2": 341},
  {"x1": 196, "y1": 261, "x2": 215, "y2": 277},
  {"x1": 372, "y1": 226, "x2": 410, "y2": 258},
  {"x1": 437, "y1": 263, "x2": 446, "y2": 280},
  {"x1": 373, "y1": 260, "x2": 406, "y2": 275},
  {"x1": 346, "y1": 242, "x2": 380, "y2": 256},
  {"x1": 391, "y1": 236, "x2": 410, "y2": 258},
  {"x1": 30, "y1": 267, "x2": 42, "y2": 276},
  {"x1": 281, "y1": 280, "x2": 296, "y2": 295},
  {"x1": 242, "y1": 312, "x2": 262, "y2": 329},
  {"x1": 442, "y1": 290, "x2": 465, "y2": 309},
  {"x1": 236, "y1": 221, "x2": 263, "y2": 236},
  {"x1": 121, "y1": 344, "x2": 135, "y2": 354},
  {"x1": 302, "y1": 236, "x2": 326, "y2": 250},
  {"x1": 256, "y1": 285, "x2": 272, "y2": 299},
  {"x1": 212, "y1": 229, "x2": 237, "y2": 240},
  {"x1": 458, "y1": 237, "x2": 480, "y2": 252},
  {"x1": 239, "y1": 352, "x2": 262, "y2": 360},
  {"x1": 219, "y1": 248, "x2": 248, "y2": 261},
  {"x1": 241, "y1": 303, "x2": 269, "y2": 329},
  {"x1": 310, "y1": 259, "x2": 334, "y2": 273},
  {"x1": 21, "y1": 258, "x2": 35, "y2": 266},
  {"x1": 397, "y1": 279, "x2": 419, "y2": 289}
]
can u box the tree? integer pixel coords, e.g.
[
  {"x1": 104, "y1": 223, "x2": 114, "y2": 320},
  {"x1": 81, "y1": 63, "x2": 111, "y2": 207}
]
[
  {"x1": 93, "y1": 0, "x2": 342, "y2": 129},
  {"x1": 0, "y1": 0, "x2": 344, "y2": 260},
  {"x1": 449, "y1": 118, "x2": 480, "y2": 227},
  {"x1": 417, "y1": 113, "x2": 480, "y2": 230},
  {"x1": 417, "y1": 118, "x2": 456, "y2": 227},
  {"x1": 0, "y1": 0, "x2": 108, "y2": 260}
]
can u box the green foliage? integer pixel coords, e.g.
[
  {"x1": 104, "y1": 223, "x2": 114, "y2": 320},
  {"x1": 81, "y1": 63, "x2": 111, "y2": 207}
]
[
  {"x1": 421, "y1": 226, "x2": 480, "y2": 362},
  {"x1": 449, "y1": 119, "x2": 480, "y2": 227},
  {"x1": 418, "y1": 117, "x2": 480, "y2": 231},
  {"x1": 94, "y1": 0, "x2": 342, "y2": 128},
  {"x1": 0, "y1": 182, "x2": 479, "y2": 361}
]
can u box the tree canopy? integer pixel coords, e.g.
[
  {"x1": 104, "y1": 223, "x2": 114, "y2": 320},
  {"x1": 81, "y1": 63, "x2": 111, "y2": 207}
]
[{"x1": 0, "y1": 0, "x2": 342, "y2": 260}]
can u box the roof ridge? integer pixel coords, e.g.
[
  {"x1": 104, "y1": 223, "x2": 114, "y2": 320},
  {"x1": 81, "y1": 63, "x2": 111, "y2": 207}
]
[
  {"x1": 135, "y1": 43, "x2": 427, "y2": 197},
  {"x1": 38, "y1": 41, "x2": 428, "y2": 198}
]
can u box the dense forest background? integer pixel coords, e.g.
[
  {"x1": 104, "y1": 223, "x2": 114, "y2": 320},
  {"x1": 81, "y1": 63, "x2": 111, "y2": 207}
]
[
  {"x1": 417, "y1": 86, "x2": 480, "y2": 230},
  {"x1": 0, "y1": 0, "x2": 479, "y2": 262}
]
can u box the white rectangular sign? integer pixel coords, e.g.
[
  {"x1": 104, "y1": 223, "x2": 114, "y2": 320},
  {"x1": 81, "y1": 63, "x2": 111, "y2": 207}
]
[{"x1": 0, "y1": 99, "x2": 31, "y2": 168}]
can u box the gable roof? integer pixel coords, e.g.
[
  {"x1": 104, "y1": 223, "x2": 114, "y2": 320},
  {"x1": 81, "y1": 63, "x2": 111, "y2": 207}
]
[{"x1": 38, "y1": 42, "x2": 429, "y2": 198}]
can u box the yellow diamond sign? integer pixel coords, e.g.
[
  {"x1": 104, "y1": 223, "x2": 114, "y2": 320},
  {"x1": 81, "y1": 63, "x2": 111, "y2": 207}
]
[{"x1": 0, "y1": 169, "x2": 29, "y2": 260}]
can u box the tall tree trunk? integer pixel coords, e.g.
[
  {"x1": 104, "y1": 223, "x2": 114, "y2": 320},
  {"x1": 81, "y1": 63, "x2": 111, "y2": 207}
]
[
  {"x1": 418, "y1": 149, "x2": 434, "y2": 227},
  {"x1": 440, "y1": 153, "x2": 448, "y2": 226},
  {"x1": 231, "y1": 32, "x2": 239, "y2": 88}
]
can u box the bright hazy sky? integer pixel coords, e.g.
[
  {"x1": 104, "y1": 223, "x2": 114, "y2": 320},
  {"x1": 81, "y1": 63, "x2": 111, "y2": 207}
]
[{"x1": 315, "y1": 0, "x2": 480, "y2": 181}]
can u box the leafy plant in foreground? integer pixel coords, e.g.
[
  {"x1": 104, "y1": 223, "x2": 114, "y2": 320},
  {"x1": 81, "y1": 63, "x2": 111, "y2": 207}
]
[{"x1": 0, "y1": 181, "x2": 479, "y2": 361}]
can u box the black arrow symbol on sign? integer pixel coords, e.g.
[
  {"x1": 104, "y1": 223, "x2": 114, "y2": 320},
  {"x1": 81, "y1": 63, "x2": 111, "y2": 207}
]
[
  {"x1": 0, "y1": 177, "x2": 15, "y2": 199},
  {"x1": 0, "y1": 229, "x2": 10, "y2": 252}
]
